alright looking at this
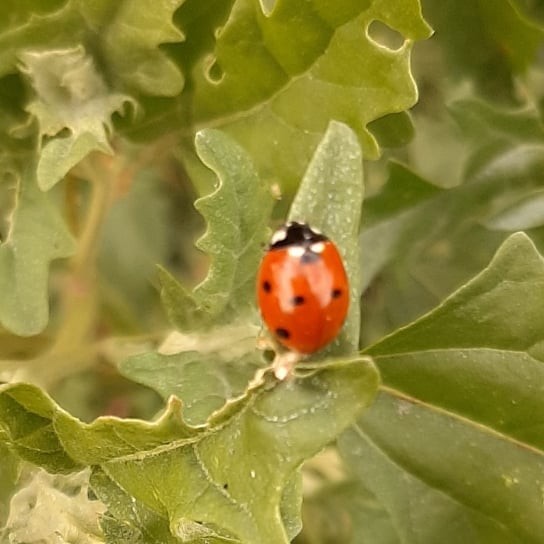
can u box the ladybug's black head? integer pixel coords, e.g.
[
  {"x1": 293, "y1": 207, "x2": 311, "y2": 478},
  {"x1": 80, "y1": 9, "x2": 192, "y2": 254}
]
[{"x1": 269, "y1": 221, "x2": 328, "y2": 249}]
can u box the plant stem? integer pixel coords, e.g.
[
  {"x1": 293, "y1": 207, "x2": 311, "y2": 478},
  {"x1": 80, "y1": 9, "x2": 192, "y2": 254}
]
[{"x1": 49, "y1": 155, "x2": 115, "y2": 360}]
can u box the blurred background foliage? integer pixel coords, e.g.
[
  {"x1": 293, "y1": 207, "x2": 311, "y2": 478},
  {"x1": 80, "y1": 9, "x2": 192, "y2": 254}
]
[{"x1": 2, "y1": 0, "x2": 544, "y2": 540}]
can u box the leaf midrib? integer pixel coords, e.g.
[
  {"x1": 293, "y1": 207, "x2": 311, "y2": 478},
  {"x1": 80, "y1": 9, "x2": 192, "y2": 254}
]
[{"x1": 378, "y1": 383, "x2": 544, "y2": 457}]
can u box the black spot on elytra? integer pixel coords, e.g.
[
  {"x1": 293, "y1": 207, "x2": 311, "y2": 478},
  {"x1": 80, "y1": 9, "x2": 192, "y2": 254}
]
[
  {"x1": 276, "y1": 327, "x2": 290, "y2": 339},
  {"x1": 292, "y1": 295, "x2": 305, "y2": 306},
  {"x1": 332, "y1": 288, "x2": 343, "y2": 299},
  {"x1": 262, "y1": 280, "x2": 272, "y2": 293},
  {"x1": 223, "y1": 483, "x2": 229, "y2": 490}
]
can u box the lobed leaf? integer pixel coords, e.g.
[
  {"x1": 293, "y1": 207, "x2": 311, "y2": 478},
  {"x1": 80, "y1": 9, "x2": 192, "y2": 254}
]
[
  {"x1": 340, "y1": 233, "x2": 544, "y2": 543},
  {"x1": 160, "y1": 129, "x2": 274, "y2": 331},
  {"x1": 190, "y1": 0, "x2": 431, "y2": 171},
  {"x1": 86, "y1": 0, "x2": 186, "y2": 97},
  {"x1": 0, "y1": 356, "x2": 379, "y2": 543},
  {"x1": 0, "y1": 1, "x2": 185, "y2": 190},
  {"x1": 20, "y1": 46, "x2": 130, "y2": 190},
  {"x1": 129, "y1": 123, "x2": 364, "y2": 433},
  {"x1": 171, "y1": 0, "x2": 236, "y2": 78},
  {"x1": 128, "y1": 0, "x2": 431, "y2": 187}
]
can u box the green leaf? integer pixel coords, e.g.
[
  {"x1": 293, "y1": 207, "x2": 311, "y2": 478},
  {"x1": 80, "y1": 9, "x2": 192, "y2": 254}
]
[
  {"x1": 98, "y1": 360, "x2": 377, "y2": 543},
  {"x1": 130, "y1": 0, "x2": 431, "y2": 186},
  {"x1": 171, "y1": 0, "x2": 236, "y2": 78},
  {"x1": 280, "y1": 472, "x2": 303, "y2": 542},
  {"x1": 369, "y1": 232, "x2": 544, "y2": 356},
  {"x1": 191, "y1": 0, "x2": 431, "y2": 163},
  {"x1": 0, "y1": 384, "x2": 81, "y2": 472},
  {"x1": 0, "y1": 163, "x2": 76, "y2": 336},
  {"x1": 93, "y1": 467, "x2": 300, "y2": 543},
  {"x1": 0, "y1": 356, "x2": 379, "y2": 543},
  {"x1": 288, "y1": 121, "x2": 364, "y2": 355},
  {"x1": 340, "y1": 233, "x2": 544, "y2": 543},
  {"x1": 367, "y1": 111, "x2": 415, "y2": 149},
  {"x1": 2, "y1": 468, "x2": 105, "y2": 543},
  {"x1": 448, "y1": 98, "x2": 544, "y2": 181},
  {"x1": 120, "y1": 323, "x2": 264, "y2": 425},
  {"x1": 127, "y1": 123, "x2": 364, "y2": 426},
  {"x1": 0, "y1": 1, "x2": 185, "y2": 176},
  {"x1": 91, "y1": 468, "x2": 179, "y2": 544},
  {"x1": 160, "y1": 129, "x2": 274, "y2": 331}
]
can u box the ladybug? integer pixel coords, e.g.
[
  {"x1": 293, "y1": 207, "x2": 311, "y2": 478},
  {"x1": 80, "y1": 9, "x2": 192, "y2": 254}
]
[{"x1": 257, "y1": 221, "x2": 349, "y2": 355}]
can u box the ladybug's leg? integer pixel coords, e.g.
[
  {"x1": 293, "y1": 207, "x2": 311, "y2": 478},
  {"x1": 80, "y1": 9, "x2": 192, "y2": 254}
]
[
  {"x1": 272, "y1": 350, "x2": 301, "y2": 380},
  {"x1": 255, "y1": 328, "x2": 301, "y2": 380}
]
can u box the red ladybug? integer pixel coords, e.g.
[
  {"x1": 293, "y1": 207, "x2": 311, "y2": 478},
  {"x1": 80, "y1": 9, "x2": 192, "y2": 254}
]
[{"x1": 257, "y1": 221, "x2": 349, "y2": 354}]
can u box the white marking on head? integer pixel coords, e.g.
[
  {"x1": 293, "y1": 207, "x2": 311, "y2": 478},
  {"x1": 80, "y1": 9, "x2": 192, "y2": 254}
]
[
  {"x1": 310, "y1": 241, "x2": 325, "y2": 254},
  {"x1": 271, "y1": 227, "x2": 287, "y2": 245},
  {"x1": 288, "y1": 245, "x2": 306, "y2": 258}
]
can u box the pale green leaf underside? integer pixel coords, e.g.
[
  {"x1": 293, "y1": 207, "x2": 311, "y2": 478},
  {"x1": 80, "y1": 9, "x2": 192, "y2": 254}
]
[
  {"x1": 0, "y1": 165, "x2": 75, "y2": 336},
  {"x1": 340, "y1": 233, "x2": 544, "y2": 543},
  {"x1": 0, "y1": 356, "x2": 379, "y2": 544},
  {"x1": 20, "y1": 47, "x2": 128, "y2": 190},
  {"x1": 36, "y1": 132, "x2": 112, "y2": 191}
]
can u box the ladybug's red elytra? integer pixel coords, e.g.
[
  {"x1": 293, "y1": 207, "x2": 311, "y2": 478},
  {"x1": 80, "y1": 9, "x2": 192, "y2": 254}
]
[{"x1": 257, "y1": 221, "x2": 349, "y2": 355}]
